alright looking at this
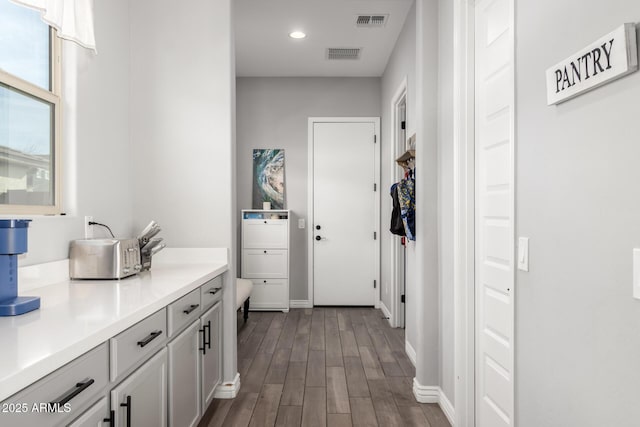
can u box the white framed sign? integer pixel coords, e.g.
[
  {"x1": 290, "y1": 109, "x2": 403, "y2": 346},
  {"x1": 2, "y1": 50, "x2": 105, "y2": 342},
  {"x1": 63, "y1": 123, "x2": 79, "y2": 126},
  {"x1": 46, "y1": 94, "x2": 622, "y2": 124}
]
[{"x1": 546, "y1": 23, "x2": 638, "y2": 105}]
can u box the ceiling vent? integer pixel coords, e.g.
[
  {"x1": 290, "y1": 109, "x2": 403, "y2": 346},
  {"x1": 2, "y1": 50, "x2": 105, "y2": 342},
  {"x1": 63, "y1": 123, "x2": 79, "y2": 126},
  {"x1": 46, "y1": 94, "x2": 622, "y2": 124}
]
[
  {"x1": 356, "y1": 14, "x2": 388, "y2": 28},
  {"x1": 327, "y1": 48, "x2": 362, "y2": 60}
]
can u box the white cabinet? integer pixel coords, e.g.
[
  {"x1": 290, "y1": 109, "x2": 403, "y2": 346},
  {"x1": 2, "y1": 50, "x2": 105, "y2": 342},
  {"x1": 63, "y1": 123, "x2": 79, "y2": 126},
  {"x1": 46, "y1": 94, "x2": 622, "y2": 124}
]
[
  {"x1": 168, "y1": 320, "x2": 201, "y2": 427},
  {"x1": 111, "y1": 348, "x2": 168, "y2": 427},
  {"x1": 241, "y1": 210, "x2": 290, "y2": 311},
  {"x1": 167, "y1": 301, "x2": 222, "y2": 427},
  {"x1": 201, "y1": 302, "x2": 222, "y2": 410}
]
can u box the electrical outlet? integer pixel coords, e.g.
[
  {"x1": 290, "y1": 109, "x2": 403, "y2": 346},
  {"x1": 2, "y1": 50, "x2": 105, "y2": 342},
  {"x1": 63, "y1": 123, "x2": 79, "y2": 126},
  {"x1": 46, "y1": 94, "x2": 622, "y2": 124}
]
[
  {"x1": 85, "y1": 216, "x2": 93, "y2": 239},
  {"x1": 298, "y1": 218, "x2": 305, "y2": 229}
]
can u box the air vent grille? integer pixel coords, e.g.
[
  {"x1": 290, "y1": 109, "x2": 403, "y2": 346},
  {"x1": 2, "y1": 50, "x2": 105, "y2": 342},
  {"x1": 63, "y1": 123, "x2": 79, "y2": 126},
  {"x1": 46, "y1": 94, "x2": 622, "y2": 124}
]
[
  {"x1": 327, "y1": 48, "x2": 361, "y2": 60},
  {"x1": 356, "y1": 14, "x2": 388, "y2": 28}
]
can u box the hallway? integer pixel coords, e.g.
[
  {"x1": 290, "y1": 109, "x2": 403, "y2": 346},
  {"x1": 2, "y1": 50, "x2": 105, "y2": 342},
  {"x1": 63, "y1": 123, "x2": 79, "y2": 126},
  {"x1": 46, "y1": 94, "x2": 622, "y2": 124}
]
[{"x1": 199, "y1": 308, "x2": 450, "y2": 426}]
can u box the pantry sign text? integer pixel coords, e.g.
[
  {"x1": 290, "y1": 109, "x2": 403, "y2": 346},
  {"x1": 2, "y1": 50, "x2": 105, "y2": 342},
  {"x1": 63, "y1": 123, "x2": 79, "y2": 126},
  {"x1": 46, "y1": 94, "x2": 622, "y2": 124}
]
[{"x1": 546, "y1": 23, "x2": 638, "y2": 105}]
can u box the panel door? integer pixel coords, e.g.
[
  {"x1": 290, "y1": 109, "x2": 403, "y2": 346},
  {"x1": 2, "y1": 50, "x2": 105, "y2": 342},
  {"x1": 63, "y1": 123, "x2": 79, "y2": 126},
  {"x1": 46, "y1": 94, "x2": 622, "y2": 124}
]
[
  {"x1": 247, "y1": 278, "x2": 288, "y2": 309},
  {"x1": 67, "y1": 397, "x2": 110, "y2": 427},
  {"x1": 201, "y1": 302, "x2": 222, "y2": 410},
  {"x1": 111, "y1": 348, "x2": 167, "y2": 427},
  {"x1": 313, "y1": 121, "x2": 377, "y2": 306},
  {"x1": 242, "y1": 249, "x2": 288, "y2": 278},
  {"x1": 168, "y1": 320, "x2": 201, "y2": 427},
  {"x1": 243, "y1": 219, "x2": 288, "y2": 249},
  {"x1": 475, "y1": 0, "x2": 515, "y2": 426}
]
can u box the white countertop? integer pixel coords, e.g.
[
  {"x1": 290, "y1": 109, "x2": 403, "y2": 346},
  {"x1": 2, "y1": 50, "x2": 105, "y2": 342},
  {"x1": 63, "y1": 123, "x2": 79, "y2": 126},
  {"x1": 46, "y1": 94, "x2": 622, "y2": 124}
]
[{"x1": 0, "y1": 248, "x2": 228, "y2": 402}]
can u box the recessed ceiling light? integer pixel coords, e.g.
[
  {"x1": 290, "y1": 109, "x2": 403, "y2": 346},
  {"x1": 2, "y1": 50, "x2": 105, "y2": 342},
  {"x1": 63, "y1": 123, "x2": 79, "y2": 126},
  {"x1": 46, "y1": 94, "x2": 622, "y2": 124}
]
[{"x1": 289, "y1": 31, "x2": 306, "y2": 39}]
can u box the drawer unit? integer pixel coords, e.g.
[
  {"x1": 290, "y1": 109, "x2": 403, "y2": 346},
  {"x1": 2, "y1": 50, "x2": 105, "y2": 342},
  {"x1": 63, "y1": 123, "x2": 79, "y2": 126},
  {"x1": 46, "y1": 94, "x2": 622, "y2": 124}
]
[
  {"x1": 200, "y1": 276, "x2": 223, "y2": 311},
  {"x1": 248, "y1": 279, "x2": 289, "y2": 310},
  {"x1": 242, "y1": 219, "x2": 288, "y2": 249},
  {"x1": 0, "y1": 343, "x2": 109, "y2": 427},
  {"x1": 241, "y1": 210, "x2": 290, "y2": 311},
  {"x1": 110, "y1": 309, "x2": 167, "y2": 382},
  {"x1": 167, "y1": 288, "x2": 201, "y2": 337},
  {"x1": 241, "y1": 249, "x2": 288, "y2": 279}
]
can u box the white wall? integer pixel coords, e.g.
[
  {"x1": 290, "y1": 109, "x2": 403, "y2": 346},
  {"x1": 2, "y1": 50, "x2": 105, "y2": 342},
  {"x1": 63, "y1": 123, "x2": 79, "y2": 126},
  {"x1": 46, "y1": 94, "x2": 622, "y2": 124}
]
[
  {"x1": 516, "y1": 3, "x2": 640, "y2": 426},
  {"x1": 437, "y1": 0, "x2": 455, "y2": 406},
  {"x1": 21, "y1": 0, "x2": 134, "y2": 265},
  {"x1": 235, "y1": 77, "x2": 381, "y2": 301},
  {"x1": 380, "y1": 2, "x2": 417, "y2": 349},
  {"x1": 414, "y1": 0, "x2": 440, "y2": 387},
  {"x1": 130, "y1": 0, "x2": 237, "y2": 384}
]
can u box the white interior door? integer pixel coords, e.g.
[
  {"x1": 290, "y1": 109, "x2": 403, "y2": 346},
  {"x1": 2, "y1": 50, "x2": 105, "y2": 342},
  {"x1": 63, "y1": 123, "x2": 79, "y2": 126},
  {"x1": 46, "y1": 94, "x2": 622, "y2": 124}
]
[
  {"x1": 475, "y1": 0, "x2": 515, "y2": 426},
  {"x1": 312, "y1": 120, "x2": 378, "y2": 306}
]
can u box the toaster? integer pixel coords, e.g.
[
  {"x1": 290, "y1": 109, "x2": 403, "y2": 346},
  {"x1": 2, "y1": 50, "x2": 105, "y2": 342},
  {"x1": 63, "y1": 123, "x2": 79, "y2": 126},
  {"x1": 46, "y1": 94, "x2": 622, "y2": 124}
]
[{"x1": 69, "y1": 239, "x2": 142, "y2": 279}]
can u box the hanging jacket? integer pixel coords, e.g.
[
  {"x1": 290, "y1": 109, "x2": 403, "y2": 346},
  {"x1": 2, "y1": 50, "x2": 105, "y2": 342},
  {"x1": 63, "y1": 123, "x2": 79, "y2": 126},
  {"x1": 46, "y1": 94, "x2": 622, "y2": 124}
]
[
  {"x1": 390, "y1": 183, "x2": 405, "y2": 236},
  {"x1": 397, "y1": 169, "x2": 416, "y2": 241}
]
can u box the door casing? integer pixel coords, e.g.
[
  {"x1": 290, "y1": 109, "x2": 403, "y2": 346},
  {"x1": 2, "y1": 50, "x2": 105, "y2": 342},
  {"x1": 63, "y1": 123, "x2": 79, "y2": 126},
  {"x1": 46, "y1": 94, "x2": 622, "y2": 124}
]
[
  {"x1": 307, "y1": 117, "x2": 381, "y2": 308},
  {"x1": 453, "y1": 0, "x2": 516, "y2": 426}
]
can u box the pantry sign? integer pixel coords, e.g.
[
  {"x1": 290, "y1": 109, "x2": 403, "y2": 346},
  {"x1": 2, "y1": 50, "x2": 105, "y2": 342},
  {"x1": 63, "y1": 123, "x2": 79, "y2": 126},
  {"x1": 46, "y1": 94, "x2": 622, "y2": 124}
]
[{"x1": 546, "y1": 23, "x2": 638, "y2": 105}]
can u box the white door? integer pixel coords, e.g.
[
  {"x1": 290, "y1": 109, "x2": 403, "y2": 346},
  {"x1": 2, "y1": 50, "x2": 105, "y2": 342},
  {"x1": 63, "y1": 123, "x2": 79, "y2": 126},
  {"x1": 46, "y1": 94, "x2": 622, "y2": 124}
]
[
  {"x1": 201, "y1": 302, "x2": 222, "y2": 410},
  {"x1": 475, "y1": 0, "x2": 515, "y2": 426},
  {"x1": 111, "y1": 348, "x2": 168, "y2": 427},
  {"x1": 168, "y1": 320, "x2": 201, "y2": 427},
  {"x1": 312, "y1": 120, "x2": 379, "y2": 306}
]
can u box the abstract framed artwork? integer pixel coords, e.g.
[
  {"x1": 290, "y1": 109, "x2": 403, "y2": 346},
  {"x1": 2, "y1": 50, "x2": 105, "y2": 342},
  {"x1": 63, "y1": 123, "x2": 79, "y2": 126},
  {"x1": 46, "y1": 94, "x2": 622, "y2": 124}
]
[{"x1": 252, "y1": 149, "x2": 286, "y2": 209}]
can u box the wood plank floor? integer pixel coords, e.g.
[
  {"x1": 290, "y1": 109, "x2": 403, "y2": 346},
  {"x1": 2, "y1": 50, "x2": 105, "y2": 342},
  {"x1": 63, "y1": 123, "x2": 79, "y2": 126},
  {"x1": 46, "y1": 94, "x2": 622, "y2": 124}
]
[{"x1": 199, "y1": 308, "x2": 451, "y2": 427}]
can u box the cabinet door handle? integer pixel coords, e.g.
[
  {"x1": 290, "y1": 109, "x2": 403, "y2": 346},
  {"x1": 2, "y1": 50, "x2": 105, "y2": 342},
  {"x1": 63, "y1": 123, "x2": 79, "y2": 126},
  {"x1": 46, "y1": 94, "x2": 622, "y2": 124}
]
[
  {"x1": 206, "y1": 320, "x2": 212, "y2": 349},
  {"x1": 137, "y1": 330, "x2": 162, "y2": 347},
  {"x1": 103, "y1": 410, "x2": 115, "y2": 425},
  {"x1": 120, "y1": 395, "x2": 131, "y2": 427},
  {"x1": 183, "y1": 304, "x2": 200, "y2": 315},
  {"x1": 50, "y1": 378, "x2": 94, "y2": 406},
  {"x1": 199, "y1": 327, "x2": 207, "y2": 355},
  {"x1": 208, "y1": 288, "x2": 219, "y2": 295}
]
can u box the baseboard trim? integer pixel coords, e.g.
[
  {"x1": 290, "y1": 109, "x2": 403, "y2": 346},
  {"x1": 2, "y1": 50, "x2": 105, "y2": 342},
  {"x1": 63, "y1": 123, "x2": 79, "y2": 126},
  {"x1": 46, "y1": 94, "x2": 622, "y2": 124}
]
[
  {"x1": 439, "y1": 390, "x2": 456, "y2": 427},
  {"x1": 412, "y1": 378, "x2": 439, "y2": 403},
  {"x1": 412, "y1": 379, "x2": 456, "y2": 426},
  {"x1": 213, "y1": 372, "x2": 241, "y2": 399},
  {"x1": 289, "y1": 300, "x2": 312, "y2": 308},
  {"x1": 380, "y1": 301, "x2": 392, "y2": 326},
  {"x1": 405, "y1": 340, "x2": 417, "y2": 367}
]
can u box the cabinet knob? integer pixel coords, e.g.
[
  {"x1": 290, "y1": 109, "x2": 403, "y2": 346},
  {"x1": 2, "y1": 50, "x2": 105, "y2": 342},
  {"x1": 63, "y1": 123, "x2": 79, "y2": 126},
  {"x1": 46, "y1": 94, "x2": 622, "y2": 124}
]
[
  {"x1": 316, "y1": 225, "x2": 321, "y2": 230},
  {"x1": 264, "y1": 250, "x2": 267, "y2": 254}
]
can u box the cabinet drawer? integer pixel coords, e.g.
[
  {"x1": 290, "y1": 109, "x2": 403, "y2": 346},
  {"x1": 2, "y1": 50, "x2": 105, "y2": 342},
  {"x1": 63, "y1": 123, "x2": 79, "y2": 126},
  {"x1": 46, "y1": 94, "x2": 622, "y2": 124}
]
[
  {"x1": 167, "y1": 289, "x2": 201, "y2": 337},
  {"x1": 242, "y1": 249, "x2": 288, "y2": 278},
  {"x1": 200, "y1": 275, "x2": 223, "y2": 311},
  {"x1": 110, "y1": 309, "x2": 167, "y2": 382},
  {"x1": 243, "y1": 219, "x2": 288, "y2": 249},
  {"x1": 0, "y1": 343, "x2": 109, "y2": 427},
  {"x1": 248, "y1": 279, "x2": 289, "y2": 309}
]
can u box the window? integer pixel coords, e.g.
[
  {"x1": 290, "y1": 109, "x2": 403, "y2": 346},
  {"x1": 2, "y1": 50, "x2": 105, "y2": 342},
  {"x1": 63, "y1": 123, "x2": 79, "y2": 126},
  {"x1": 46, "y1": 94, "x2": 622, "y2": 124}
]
[{"x1": 0, "y1": 0, "x2": 61, "y2": 214}]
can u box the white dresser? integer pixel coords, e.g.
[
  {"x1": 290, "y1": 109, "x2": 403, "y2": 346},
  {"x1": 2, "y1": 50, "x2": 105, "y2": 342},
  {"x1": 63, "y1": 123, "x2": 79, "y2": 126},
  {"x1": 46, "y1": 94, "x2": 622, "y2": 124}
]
[{"x1": 241, "y1": 210, "x2": 290, "y2": 312}]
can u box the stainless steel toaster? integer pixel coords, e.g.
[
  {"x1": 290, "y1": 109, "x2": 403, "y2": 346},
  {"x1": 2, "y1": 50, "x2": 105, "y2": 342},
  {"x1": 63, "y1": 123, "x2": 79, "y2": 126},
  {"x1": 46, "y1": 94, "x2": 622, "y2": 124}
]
[{"x1": 69, "y1": 238, "x2": 142, "y2": 279}]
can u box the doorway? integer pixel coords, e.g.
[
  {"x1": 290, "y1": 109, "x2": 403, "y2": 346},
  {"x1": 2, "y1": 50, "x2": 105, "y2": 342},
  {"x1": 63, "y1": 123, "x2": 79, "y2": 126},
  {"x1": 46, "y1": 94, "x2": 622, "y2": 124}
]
[
  {"x1": 391, "y1": 79, "x2": 408, "y2": 328},
  {"x1": 307, "y1": 117, "x2": 381, "y2": 306}
]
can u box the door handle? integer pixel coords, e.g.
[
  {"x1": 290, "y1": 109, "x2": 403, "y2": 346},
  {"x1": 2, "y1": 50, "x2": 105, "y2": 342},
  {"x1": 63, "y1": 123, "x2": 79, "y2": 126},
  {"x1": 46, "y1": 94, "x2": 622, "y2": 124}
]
[
  {"x1": 120, "y1": 396, "x2": 131, "y2": 427},
  {"x1": 315, "y1": 225, "x2": 321, "y2": 230},
  {"x1": 315, "y1": 235, "x2": 322, "y2": 241}
]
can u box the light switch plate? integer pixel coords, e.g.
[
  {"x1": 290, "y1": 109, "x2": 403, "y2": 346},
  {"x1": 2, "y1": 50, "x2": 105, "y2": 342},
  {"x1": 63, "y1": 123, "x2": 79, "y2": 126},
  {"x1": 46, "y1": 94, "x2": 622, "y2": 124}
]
[
  {"x1": 633, "y1": 249, "x2": 640, "y2": 299},
  {"x1": 298, "y1": 219, "x2": 305, "y2": 229},
  {"x1": 517, "y1": 237, "x2": 529, "y2": 272}
]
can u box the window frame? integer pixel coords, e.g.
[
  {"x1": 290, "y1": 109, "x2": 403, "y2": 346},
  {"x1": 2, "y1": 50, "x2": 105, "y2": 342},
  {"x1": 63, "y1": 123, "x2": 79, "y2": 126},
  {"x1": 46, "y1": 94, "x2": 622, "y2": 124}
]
[{"x1": 0, "y1": 27, "x2": 62, "y2": 215}]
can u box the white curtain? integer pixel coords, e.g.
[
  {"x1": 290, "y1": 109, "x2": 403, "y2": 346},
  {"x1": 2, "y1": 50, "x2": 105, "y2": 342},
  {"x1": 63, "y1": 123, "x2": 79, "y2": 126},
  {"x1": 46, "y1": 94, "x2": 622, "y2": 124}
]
[{"x1": 11, "y1": 0, "x2": 96, "y2": 52}]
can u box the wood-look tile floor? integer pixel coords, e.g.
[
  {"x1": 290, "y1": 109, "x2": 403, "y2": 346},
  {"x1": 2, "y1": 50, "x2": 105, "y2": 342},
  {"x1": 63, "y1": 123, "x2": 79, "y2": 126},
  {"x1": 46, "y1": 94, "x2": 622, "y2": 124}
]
[{"x1": 198, "y1": 308, "x2": 451, "y2": 427}]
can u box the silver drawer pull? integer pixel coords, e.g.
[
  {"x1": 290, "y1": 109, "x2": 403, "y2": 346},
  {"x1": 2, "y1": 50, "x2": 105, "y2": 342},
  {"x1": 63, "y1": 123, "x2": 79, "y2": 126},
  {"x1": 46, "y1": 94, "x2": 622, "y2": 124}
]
[
  {"x1": 137, "y1": 330, "x2": 162, "y2": 347},
  {"x1": 50, "y1": 378, "x2": 94, "y2": 406},
  {"x1": 183, "y1": 304, "x2": 199, "y2": 315}
]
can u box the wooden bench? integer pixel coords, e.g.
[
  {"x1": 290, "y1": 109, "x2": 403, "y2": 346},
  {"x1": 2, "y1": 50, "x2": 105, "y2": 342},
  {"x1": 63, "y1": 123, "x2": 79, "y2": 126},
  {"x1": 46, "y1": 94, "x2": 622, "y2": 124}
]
[{"x1": 236, "y1": 278, "x2": 253, "y2": 323}]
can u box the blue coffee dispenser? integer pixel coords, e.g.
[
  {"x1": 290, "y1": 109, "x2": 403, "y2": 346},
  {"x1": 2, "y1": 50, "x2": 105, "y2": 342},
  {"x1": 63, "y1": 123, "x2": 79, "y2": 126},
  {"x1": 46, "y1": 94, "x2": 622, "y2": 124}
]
[{"x1": 0, "y1": 219, "x2": 39, "y2": 316}]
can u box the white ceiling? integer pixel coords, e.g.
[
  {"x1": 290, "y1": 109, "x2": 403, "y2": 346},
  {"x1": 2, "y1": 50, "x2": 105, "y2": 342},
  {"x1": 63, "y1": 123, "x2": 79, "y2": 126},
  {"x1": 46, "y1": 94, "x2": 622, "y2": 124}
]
[{"x1": 235, "y1": 0, "x2": 415, "y2": 77}]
